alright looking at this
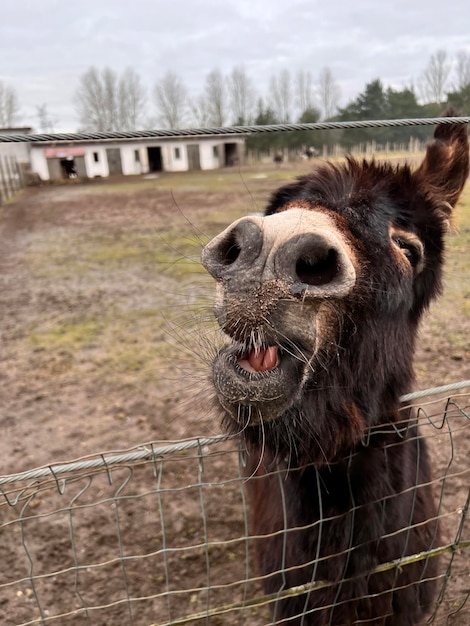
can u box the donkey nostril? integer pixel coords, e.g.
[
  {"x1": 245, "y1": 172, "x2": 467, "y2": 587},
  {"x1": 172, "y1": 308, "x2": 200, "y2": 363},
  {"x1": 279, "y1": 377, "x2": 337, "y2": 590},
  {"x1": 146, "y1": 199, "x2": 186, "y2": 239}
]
[
  {"x1": 295, "y1": 248, "x2": 339, "y2": 286},
  {"x1": 202, "y1": 218, "x2": 263, "y2": 279},
  {"x1": 217, "y1": 231, "x2": 242, "y2": 266}
]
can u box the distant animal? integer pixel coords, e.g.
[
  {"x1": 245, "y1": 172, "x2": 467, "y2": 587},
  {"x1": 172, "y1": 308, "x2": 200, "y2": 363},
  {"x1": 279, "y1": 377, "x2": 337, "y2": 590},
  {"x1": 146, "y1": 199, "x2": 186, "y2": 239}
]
[
  {"x1": 304, "y1": 146, "x2": 320, "y2": 159},
  {"x1": 202, "y1": 111, "x2": 469, "y2": 625}
]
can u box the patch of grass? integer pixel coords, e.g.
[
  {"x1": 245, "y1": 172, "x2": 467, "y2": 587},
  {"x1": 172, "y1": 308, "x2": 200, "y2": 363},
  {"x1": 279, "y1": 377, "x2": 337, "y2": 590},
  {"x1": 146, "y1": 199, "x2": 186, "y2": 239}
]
[
  {"x1": 85, "y1": 232, "x2": 205, "y2": 274},
  {"x1": 75, "y1": 165, "x2": 315, "y2": 196},
  {"x1": 30, "y1": 316, "x2": 103, "y2": 351},
  {"x1": 28, "y1": 230, "x2": 208, "y2": 280},
  {"x1": 423, "y1": 186, "x2": 470, "y2": 357},
  {"x1": 27, "y1": 298, "x2": 214, "y2": 389},
  {"x1": 446, "y1": 186, "x2": 470, "y2": 289}
]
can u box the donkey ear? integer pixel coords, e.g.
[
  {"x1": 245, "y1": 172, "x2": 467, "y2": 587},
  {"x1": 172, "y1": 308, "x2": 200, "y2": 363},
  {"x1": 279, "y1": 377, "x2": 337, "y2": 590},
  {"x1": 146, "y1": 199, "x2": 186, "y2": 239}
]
[{"x1": 414, "y1": 110, "x2": 469, "y2": 220}]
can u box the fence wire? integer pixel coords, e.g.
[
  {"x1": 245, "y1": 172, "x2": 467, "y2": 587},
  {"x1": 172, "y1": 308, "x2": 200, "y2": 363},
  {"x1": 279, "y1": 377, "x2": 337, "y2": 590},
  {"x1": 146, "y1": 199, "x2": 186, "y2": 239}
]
[
  {"x1": 0, "y1": 385, "x2": 469, "y2": 626},
  {"x1": 0, "y1": 116, "x2": 469, "y2": 144}
]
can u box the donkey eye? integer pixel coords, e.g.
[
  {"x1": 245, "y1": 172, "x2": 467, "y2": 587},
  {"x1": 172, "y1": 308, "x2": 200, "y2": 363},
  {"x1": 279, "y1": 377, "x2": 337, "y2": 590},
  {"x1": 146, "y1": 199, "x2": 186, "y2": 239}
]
[{"x1": 392, "y1": 236, "x2": 420, "y2": 267}]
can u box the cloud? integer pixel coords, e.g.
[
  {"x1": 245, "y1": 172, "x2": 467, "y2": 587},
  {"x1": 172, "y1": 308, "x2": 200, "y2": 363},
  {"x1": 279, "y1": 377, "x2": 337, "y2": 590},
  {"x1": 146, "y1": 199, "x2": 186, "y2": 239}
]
[{"x1": 1, "y1": 0, "x2": 469, "y2": 130}]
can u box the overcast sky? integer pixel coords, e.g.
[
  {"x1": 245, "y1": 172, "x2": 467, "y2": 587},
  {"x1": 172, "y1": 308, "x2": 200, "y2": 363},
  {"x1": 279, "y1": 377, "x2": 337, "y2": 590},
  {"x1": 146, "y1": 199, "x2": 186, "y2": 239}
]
[{"x1": 1, "y1": 0, "x2": 469, "y2": 131}]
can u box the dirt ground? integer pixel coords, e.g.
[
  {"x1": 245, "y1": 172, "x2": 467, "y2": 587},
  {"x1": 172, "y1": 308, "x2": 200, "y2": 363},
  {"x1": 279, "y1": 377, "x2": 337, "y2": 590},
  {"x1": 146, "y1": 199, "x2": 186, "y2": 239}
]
[{"x1": 0, "y1": 166, "x2": 469, "y2": 625}]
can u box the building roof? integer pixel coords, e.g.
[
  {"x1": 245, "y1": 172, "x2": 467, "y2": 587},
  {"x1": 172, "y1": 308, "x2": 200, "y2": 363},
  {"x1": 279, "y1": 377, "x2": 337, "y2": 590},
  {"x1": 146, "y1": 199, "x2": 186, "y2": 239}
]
[{"x1": 0, "y1": 127, "x2": 34, "y2": 135}]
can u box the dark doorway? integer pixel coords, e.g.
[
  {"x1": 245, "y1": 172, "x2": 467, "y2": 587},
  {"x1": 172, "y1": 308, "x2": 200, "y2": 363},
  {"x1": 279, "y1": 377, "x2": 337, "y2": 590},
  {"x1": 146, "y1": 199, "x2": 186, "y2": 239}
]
[
  {"x1": 47, "y1": 157, "x2": 80, "y2": 180},
  {"x1": 106, "y1": 148, "x2": 123, "y2": 175},
  {"x1": 60, "y1": 159, "x2": 77, "y2": 178},
  {"x1": 187, "y1": 144, "x2": 201, "y2": 170},
  {"x1": 224, "y1": 143, "x2": 239, "y2": 166},
  {"x1": 147, "y1": 147, "x2": 163, "y2": 172}
]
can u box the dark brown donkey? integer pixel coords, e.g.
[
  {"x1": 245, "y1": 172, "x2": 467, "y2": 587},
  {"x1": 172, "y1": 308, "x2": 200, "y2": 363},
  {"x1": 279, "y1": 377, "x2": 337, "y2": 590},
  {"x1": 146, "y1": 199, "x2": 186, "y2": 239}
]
[{"x1": 202, "y1": 115, "x2": 469, "y2": 625}]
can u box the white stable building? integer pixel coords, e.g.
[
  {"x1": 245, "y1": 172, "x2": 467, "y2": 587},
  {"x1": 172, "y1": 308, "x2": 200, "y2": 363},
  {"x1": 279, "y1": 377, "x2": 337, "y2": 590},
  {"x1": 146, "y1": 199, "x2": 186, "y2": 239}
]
[
  {"x1": 0, "y1": 127, "x2": 33, "y2": 164},
  {"x1": 28, "y1": 135, "x2": 245, "y2": 181}
]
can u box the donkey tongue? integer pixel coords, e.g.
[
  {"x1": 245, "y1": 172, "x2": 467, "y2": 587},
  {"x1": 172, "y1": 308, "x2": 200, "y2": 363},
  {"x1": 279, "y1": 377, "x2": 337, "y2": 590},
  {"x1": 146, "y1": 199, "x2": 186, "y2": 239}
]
[{"x1": 239, "y1": 346, "x2": 279, "y2": 373}]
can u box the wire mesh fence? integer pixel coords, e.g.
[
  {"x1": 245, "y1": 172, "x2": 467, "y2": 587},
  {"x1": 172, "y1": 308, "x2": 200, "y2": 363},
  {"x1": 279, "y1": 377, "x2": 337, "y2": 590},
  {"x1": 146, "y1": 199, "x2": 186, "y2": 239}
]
[{"x1": 0, "y1": 385, "x2": 468, "y2": 626}]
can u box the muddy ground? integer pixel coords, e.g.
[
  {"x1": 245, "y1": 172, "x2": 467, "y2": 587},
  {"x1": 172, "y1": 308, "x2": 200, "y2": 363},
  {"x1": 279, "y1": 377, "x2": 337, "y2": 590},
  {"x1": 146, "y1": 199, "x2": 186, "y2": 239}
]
[{"x1": 0, "y1": 165, "x2": 469, "y2": 625}]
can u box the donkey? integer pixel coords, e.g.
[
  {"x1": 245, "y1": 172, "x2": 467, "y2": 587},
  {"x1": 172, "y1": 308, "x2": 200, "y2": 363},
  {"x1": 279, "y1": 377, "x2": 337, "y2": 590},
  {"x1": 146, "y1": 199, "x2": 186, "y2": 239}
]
[{"x1": 201, "y1": 114, "x2": 469, "y2": 625}]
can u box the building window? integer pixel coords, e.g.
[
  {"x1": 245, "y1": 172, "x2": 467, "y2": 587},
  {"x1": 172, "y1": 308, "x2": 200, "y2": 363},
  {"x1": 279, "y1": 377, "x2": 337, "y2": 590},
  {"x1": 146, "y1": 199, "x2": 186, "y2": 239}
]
[
  {"x1": 174, "y1": 147, "x2": 181, "y2": 159},
  {"x1": 93, "y1": 152, "x2": 99, "y2": 163},
  {"x1": 134, "y1": 150, "x2": 140, "y2": 162},
  {"x1": 213, "y1": 146, "x2": 218, "y2": 158}
]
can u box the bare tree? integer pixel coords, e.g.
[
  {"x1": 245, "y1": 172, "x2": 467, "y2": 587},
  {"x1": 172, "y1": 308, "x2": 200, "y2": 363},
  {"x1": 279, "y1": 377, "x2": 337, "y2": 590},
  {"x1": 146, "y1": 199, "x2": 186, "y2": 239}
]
[
  {"x1": 269, "y1": 69, "x2": 292, "y2": 122},
  {"x1": 228, "y1": 66, "x2": 256, "y2": 125},
  {"x1": 154, "y1": 72, "x2": 187, "y2": 128},
  {"x1": 76, "y1": 67, "x2": 146, "y2": 131},
  {"x1": 204, "y1": 68, "x2": 227, "y2": 126},
  {"x1": 296, "y1": 70, "x2": 314, "y2": 117},
  {"x1": 455, "y1": 50, "x2": 470, "y2": 90},
  {"x1": 0, "y1": 81, "x2": 20, "y2": 127},
  {"x1": 418, "y1": 50, "x2": 451, "y2": 104},
  {"x1": 118, "y1": 68, "x2": 146, "y2": 130},
  {"x1": 76, "y1": 67, "x2": 116, "y2": 131},
  {"x1": 189, "y1": 94, "x2": 211, "y2": 127},
  {"x1": 36, "y1": 104, "x2": 58, "y2": 133},
  {"x1": 317, "y1": 67, "x2": 341, "y2": 120}
]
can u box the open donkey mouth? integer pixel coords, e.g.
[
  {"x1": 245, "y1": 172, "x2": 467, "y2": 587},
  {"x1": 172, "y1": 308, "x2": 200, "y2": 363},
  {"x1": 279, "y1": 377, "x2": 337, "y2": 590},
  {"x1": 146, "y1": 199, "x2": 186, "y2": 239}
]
[
  {"x1": 212, "y1": 342, "x2": 302, "y2": 424},
  {"x1": 237, "y1": 345, "x2": 279, "y2": 373}
]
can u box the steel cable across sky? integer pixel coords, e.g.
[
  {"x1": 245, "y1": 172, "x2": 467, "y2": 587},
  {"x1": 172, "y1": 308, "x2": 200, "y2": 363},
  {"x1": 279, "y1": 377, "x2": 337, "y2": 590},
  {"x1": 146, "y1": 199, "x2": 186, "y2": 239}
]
[{"x1": 0, "y1": 116, "x2": 469, "y2": 143}]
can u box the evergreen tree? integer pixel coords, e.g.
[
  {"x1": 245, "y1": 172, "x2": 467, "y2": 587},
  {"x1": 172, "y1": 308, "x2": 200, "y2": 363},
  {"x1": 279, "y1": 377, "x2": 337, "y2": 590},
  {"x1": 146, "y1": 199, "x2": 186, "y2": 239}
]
[
  {"x1": 338, "y1": 80, "x2": 432, "y2": 147},
  {"x1": 246, "y1": 99, "x2": 282, "y2": 155},
  {"x1": 447, "y1": 84, "x2": 470, "y2": 115},
  {"x1": 287, "y1": 106, "x2": 321, "y2": 153},
  {"x1": 385, "y1": 87, "x2": 431, "y2": 142},
  {"x1": 337, "y1": 79, "x2": 388, "y2": 146}
]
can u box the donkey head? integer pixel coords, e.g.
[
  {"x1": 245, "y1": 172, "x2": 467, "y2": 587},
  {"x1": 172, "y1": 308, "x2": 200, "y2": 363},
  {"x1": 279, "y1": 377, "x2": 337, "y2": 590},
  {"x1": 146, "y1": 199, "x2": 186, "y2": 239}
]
[{"x1": 202, "y1": 116, "x2": 469, "y2": 463}]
